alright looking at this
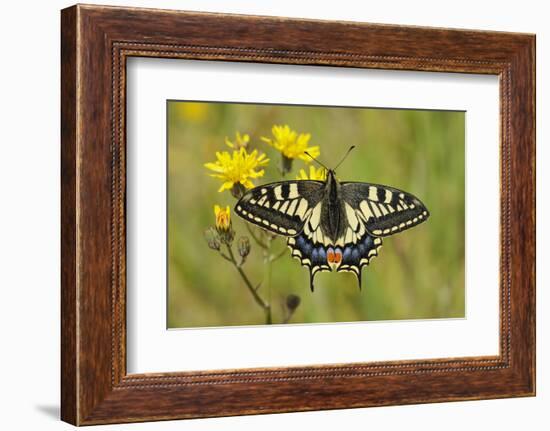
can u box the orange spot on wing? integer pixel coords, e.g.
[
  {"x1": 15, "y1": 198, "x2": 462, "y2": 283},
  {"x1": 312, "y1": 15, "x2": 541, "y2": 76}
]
[{"x1": 334, "y1": 249, "x2": 343, "y2": 264}]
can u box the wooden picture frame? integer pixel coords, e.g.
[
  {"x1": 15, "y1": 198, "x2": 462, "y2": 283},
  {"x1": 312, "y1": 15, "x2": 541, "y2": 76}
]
[{"x1": 61, "y1": 4, "x2": 535, "y2": 425}]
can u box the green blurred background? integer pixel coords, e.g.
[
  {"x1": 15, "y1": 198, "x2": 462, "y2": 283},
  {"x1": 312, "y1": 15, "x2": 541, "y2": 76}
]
[{"x1": 167, "y1": 101, "x2": 465, "y2": 328}]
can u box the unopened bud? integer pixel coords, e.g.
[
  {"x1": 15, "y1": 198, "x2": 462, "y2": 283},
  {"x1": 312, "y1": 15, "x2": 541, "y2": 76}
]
[
  {"x1": 238, "y1": 236, "x2": 251, "y2": 259},
  {"x1": 204, "y1": 227, "x2": 221, "y2": 251},
  {"x1": 286, "y1": 294, "x2": 301, "y2": 312},
  {"x1": 214, "y1": 205, "x2": 235, "y2": 244}
]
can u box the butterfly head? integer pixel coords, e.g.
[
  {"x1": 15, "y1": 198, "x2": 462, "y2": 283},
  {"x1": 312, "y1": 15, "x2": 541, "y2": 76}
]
[
  {"x1": 325, "y1": 168, "x2": 338, "y2": 186},
  {"x1": 304, "y1": 145, "x2": 355, "y2": 182}
]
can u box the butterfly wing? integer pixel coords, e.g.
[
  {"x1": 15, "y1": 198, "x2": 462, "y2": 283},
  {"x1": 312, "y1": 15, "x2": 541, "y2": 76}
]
[
  {"x1": 321, "y1": 182, "x2": 429, "y2": 291},
  {"x1": 341, "y1": 182, "x2": 430, "y2": 237},
  {"x1": 234, "y1": 180, "x2": 325, "y2": 236},
  {"x1": 287, "y1": 231, "x2": 382, "y2": 291}
]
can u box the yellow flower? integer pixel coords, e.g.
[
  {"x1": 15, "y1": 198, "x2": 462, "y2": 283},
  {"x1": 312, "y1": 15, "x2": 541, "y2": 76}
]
[
  {"x1": 213, "y1": 205, "x2": 234, "y2": 244},
  {"x1": 214, "y1": 205, "x2": 231, "y2": 231},
  {"x1": 174, "y1": 102, "x2": 208, "y2": 122},
  {"x1": 296, "y1": 166, "x2": 327, "y2": 181},
  {"x1": 225, "y1": 132, "x2": 250, "y2": 149},
  {"x1": 204, "y1": 147, "x2": 269, "y2": 193},
  {"x1": 261, "y1": 125, "x2": 320, "y2": 162}
]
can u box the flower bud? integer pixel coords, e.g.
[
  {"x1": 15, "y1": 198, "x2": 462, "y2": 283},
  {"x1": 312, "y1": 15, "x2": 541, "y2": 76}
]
[
  {"x1": 214, "y1": 205, "x2": 230, "y2": 230},
  {"x1": 204, "y1": 227, "x2": 221, "y2": 251},
  {"x1": 238, "y1": 236, "x2": 251, "y2": 260},
  {"x1": 214, "y1": 204, "x2": 235, "y2": 244},
  {"x1": 286, "y1": 294, "x2": 301, "y2": 312}
]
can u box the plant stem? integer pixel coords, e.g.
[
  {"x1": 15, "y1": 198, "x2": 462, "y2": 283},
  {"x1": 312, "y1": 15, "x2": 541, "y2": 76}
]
[
  {"x1": 282, "y1": 307, "x2": 297, "y2": 324},
  {"x1": 225, "y1": 244, "x2": 271, "y2": 318},
  {"x1": 263, "y1": 236, "x2": 273, "y2": 324},
  {"x1": 218, "y1": 252, "x2": 232, "y2": 263}
]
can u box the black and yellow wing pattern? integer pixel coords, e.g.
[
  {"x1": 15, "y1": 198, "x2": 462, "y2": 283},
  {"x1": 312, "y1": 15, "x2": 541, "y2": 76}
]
[{"x1": 235, "y1": 172, "x2": 429, "y2": 291}]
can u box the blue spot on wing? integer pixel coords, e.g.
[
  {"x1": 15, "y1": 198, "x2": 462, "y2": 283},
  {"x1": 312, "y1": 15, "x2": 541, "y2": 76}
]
[
  {"x1": 342, "y1": 247, "x2": 352, "y2": 261},
  {"x1": 287, "y1": 233, "x2": 331, "y2": 291},
  {"x1": 312, "y1": 246, "x2": 327, "y2": 266},
  {"x1": 292, "y1": 234, "x2": 328, "y2": 269},
  {"x1": 287, "y1": 232, "x2": 382, "y2": 292},
  {"x1": 341, "y1": 234, "x2": 381, "y2": 269}
]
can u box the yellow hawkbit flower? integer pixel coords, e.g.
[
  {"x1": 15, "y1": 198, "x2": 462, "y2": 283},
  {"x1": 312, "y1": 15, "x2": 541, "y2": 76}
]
[
  {"x1": 261, "y1": 125, "x2": 320, "y2": 162},
  {"x1": 296, "y1": 166, "x2": 327, "y2": 181},
  {"x1": 175, "y1": 102, "x2": 208, "y2": 122},
  {"x1": 204, "y1": 147, "x2": 270, "y2": 194},
  {"x1": 225, "y1": 132, "x2": 250, "y2": 150},
  {"x1": 214, "y1": 205, "x2": 231, "y2": 231}
]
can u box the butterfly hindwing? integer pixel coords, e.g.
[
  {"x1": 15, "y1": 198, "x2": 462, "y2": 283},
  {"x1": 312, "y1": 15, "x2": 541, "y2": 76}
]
[
  {"x1": 287, "y1": 232, "x2": 382, "y2": 291},
  {"x1": 341, "y1": 182, "x2": 429, "y2": 237},
  {"x1": 338, "y1": 234, "x2": 383, "y2": 277},
  {"x1": 235, "y1": 180, "x2": 325, "y2": 236}
]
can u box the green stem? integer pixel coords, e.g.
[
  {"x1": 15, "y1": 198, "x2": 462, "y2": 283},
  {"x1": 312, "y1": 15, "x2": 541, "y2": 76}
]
[
  {"x1": 263, "y1": 237, "x2": 273, "y2": 324},
  {"x1": 282, "y1": 307, "x2": 297, "y2": 324},
  {"x1": 218, "y1": 252, "x2": 232, "y2": 262},
  {"x1": 225, "y1": 244, "x2": 271, "y2": 319}
]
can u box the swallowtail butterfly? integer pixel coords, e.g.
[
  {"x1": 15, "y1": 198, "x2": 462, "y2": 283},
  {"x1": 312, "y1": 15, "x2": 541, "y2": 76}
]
[{"x1": 234, "y1": 149, "x2": 429, "y2": 291}]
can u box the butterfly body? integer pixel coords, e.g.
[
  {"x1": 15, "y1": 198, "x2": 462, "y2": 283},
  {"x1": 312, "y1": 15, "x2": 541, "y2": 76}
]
[
  {"x1": 235, "y1": 169, "x2": 429, "y2": 291},
  {"x1": 321, "y1": 171, "x2": 346, "y2": 242}
]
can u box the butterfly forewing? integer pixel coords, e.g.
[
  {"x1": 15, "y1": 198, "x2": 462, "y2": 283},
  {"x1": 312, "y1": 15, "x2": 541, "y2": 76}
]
[
  {"x1": 341, "y1": 182, "x2": 429, "y2": 237},
  {"x1": 235, "y1": 180, "x2": 325, "y2": 236}
]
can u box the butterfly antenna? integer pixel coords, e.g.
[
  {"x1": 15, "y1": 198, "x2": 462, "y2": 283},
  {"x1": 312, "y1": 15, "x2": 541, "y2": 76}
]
[
  {"x1": 304, "y1": 151, "x2": 330, "y2": 171},
  {"x1": 334, "y1": 145, "x2": 356, "y2": 171}
]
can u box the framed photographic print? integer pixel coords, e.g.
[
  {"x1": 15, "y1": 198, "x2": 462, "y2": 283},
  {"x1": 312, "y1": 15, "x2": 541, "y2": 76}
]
[{"x1": 61, "y1": 4, "x2": 535, "y2": 425}]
